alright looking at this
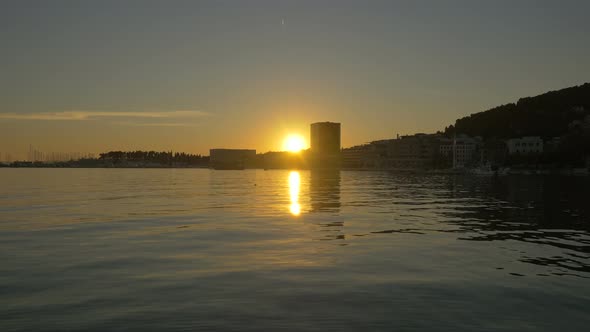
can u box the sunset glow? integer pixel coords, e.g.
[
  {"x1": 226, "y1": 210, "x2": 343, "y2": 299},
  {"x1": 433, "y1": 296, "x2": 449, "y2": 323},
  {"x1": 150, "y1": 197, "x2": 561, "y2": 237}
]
[
  {"x1": 283, "y1": 135, "x2": 305, "y2": 153},
  {"x1": 2, "y1": 2, "x2": 589, "y2": 330}
]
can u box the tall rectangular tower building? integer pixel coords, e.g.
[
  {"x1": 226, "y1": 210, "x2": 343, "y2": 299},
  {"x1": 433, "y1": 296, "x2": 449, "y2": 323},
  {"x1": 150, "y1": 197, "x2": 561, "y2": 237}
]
[{"x1": 310, "y1": 122, "x2": 341, "y2": 155}]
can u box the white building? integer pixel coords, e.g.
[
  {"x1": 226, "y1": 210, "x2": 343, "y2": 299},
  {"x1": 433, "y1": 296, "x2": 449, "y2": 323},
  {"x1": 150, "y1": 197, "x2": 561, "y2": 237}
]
[{"x1": 507, "y1": 136, "x2": 543, "y2": 155}]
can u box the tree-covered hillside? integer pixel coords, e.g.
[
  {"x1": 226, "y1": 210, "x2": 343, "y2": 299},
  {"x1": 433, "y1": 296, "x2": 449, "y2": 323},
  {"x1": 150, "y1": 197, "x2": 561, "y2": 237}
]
[{"x1": 445, "y1": 83, "x2": 590, "y2": 139}]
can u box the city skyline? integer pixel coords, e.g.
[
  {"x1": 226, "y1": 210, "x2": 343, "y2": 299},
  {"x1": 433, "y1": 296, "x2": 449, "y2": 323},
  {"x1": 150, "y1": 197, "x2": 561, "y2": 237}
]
[{"x1": 2, "y1": 1, "x2": 590, "y2": 156}]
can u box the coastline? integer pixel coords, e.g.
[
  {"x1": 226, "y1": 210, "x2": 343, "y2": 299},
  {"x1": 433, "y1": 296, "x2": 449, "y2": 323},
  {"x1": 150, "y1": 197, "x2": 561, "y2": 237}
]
[{"x1": 2, "y1": 164, "x2": 588, "y2": 175}]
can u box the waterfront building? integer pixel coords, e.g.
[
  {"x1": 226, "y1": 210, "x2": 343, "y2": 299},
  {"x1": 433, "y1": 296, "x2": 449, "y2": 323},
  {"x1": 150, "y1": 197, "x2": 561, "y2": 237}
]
[
  {"x1": 310, "y1": 122, "x2": 341, "y2": 168},
  {"x1": 343, "y1": 134, "x2": 443, "y2": 170},
  {"x1": 341, "y1": 144, "x2": 373, "y2": 168},
  {"x1": 439, "y1": 135, "x2": 479, "y2": 168},
  {"x1": 507, "y1": 136, "x2": 543, "y2": 154},
  {"x1": 310, "y1": 122, "x2": 341, "y2": 154},
  {"x1": 387, "y1": 134, "x2": 441, "y2": 169},
  {"x1": 367, "y1": 139, "x2": 396, "y2": 168}
]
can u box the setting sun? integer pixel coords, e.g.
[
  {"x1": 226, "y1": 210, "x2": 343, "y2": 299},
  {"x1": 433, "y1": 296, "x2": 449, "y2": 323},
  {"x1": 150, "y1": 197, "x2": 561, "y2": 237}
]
[{"x1": 283, "y1": 134, "x2": 305, "y2": 153}]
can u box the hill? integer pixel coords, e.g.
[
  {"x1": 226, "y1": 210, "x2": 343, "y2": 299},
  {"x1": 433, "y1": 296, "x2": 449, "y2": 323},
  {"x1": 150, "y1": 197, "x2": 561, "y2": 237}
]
[{"x1": 445, "y1": 83, "x2": 590, "y2": 139}]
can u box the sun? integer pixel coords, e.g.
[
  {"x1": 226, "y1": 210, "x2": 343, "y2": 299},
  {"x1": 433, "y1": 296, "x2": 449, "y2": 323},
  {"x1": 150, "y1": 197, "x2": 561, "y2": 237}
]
[{"x1": 283, "y1": 134, "x2": 305, "y2": 153}]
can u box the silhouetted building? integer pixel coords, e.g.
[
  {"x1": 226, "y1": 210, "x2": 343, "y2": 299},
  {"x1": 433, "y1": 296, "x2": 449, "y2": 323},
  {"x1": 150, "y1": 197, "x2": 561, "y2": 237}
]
[
  {"x1": 341, "y1": 144, "x2": 373, "y2": 168},
  {"x1": 311, "y1": 122, "x2": 341, "y2": 154},
  {"x1": 439, "y1": 135, "x2": 479, "y2": 168},
  {"x1": 343, "y1": 134, "x2": 485, "y2": 170},
  {"x1": 310, "y1": 122, "x2": 341, "y2": 168},
  {"x1": 210, "y1": 149, "x2": 256, "y2": 170},
  {"x1": 369, "y1": 139, "x2": 397, "y2": 168},
  {"x1": 387, "y1": 134, "x2": 441, "y2": 169},
  {"x1": 507, "y1": 136, "x2": 543, "y2": 154}
]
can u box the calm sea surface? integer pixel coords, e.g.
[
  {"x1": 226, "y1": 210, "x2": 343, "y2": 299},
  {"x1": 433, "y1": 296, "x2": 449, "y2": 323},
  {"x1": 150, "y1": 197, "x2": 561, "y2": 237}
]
[{"x1": 1, "y1": 169, "x2": 589, "y2": 331}]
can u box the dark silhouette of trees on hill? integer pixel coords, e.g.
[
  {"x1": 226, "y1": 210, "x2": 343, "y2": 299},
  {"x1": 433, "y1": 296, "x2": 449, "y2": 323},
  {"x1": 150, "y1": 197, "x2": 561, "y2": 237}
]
[
  {"x1": 445, "y1": 83, "x2": 590, "y2": 139},
  {"x1": 442, "y1": 83, "x2": 590, "y2": 167},
  {"x1": 99, "y1": 150, "x2": 209, "y2": 166}
]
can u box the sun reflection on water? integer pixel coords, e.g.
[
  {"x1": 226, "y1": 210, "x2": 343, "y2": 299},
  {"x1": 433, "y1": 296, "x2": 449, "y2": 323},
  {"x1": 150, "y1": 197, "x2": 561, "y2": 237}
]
[{"x1": 288, "y1": 171, "x2": 301, "y2": 216}]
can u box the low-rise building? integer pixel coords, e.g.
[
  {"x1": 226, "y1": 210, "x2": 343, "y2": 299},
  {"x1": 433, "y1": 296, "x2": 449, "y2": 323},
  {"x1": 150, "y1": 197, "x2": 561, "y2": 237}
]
[
  {"x1": 344, "y1": 134, "x2": 442, "y2": 169},
  {"x1": 507, "y1": 136, "x2": 543, "y2": 154},
  {"x1": 341, "y1": 144, "x2": 373, "y2": 168},
  {"x1": 387, "y1": 134, "x2": 441, "y2": 169},
  {"x1": 439, "y1": 135, "x2": 479, "y2": 168},
  {"x1": 343, "y1": 134, "x2": 438, "y2": 169}
]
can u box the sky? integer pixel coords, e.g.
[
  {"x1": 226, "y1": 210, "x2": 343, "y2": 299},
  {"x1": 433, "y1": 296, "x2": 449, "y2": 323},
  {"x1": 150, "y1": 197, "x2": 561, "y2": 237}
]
[{"x1": 1, "y1": 0, "x2": 589, "y2": 158}]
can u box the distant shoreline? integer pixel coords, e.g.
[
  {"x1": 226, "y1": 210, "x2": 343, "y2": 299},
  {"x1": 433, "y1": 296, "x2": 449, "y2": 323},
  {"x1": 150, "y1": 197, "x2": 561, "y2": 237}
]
[{"x1": 1, "y1": 164, "x2": 588, "y2": 176}]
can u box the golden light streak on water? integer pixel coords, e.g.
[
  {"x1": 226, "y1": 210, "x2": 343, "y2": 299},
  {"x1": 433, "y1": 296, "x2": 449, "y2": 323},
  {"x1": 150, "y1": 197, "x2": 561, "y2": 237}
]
[{"x1": 288, "y1": 171, "x2": 301, "y2": 216}]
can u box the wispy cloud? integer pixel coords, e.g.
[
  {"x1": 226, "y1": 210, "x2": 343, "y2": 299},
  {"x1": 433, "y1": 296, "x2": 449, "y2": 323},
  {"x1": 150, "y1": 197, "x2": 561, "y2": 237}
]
[
  {"x1": 0, "y1": 110, "x2": 209, "y2": 121},
  {"x1": 113, "y1": 121, "x2": 200, "y2": 127}
]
